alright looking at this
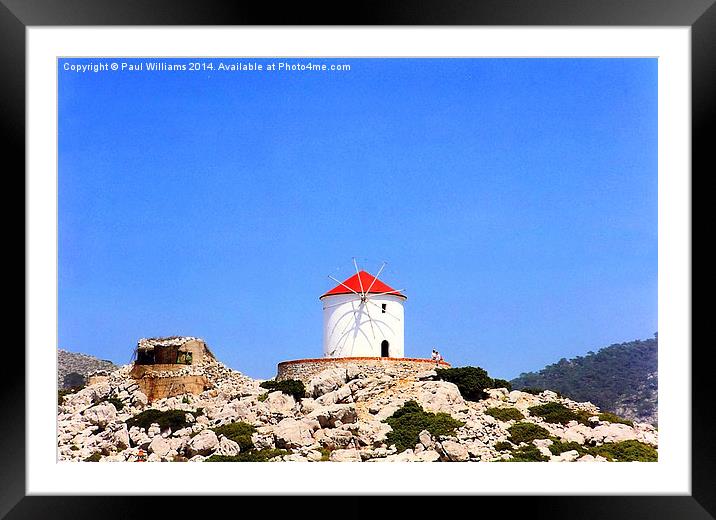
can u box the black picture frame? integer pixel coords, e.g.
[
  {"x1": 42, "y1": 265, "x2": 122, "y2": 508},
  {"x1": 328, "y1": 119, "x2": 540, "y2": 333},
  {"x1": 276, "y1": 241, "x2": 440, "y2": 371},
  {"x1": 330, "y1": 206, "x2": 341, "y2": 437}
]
[{"x1": 5, "y1": 0, "x2": 709, "y2": 518}]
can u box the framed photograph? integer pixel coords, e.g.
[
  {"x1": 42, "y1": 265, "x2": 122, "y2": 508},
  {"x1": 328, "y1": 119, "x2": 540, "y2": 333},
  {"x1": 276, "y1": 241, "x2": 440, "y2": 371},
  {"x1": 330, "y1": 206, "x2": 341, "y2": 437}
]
[{"x1": 8, "y1": 0, "x2": 709, "y2": 517}]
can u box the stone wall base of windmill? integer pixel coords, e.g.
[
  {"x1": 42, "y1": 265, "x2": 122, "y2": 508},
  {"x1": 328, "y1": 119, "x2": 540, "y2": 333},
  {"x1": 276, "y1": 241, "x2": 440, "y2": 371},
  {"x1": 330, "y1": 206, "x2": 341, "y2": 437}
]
[{"x1": 276, "y1": 357, "x2": 451, "y2": 386}]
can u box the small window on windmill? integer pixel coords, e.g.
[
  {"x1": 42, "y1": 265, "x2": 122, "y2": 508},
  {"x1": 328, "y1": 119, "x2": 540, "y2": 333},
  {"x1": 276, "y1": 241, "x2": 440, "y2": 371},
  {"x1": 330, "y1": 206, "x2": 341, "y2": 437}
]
[
  {"x1": 176, "y1": 351, "x2": 193, "y2": 365},
  {"x1": 381, "y1": 303, "x2": 387, "y2": 314}
]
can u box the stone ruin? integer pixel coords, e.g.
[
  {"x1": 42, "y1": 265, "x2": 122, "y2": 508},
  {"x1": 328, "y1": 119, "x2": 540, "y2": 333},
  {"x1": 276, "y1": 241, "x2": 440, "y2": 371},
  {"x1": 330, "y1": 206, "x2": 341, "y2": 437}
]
[{"x1": 128, "y1": 336, "x2": 216, "y2": 402}]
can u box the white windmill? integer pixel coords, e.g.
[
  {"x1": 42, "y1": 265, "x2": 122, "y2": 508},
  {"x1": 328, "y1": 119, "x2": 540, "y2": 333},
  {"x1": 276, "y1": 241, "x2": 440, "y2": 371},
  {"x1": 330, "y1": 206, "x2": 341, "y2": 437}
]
[{"x1": 320, "y1": 259, "x2": 406, "y2": 358}]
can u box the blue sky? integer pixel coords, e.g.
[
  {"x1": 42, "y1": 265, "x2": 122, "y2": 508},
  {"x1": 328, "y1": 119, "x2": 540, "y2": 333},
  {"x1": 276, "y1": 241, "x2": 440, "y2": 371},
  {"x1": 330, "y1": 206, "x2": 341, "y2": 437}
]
[{"x1": 58, "y1": 58, "x2": 657, "y2": 380}]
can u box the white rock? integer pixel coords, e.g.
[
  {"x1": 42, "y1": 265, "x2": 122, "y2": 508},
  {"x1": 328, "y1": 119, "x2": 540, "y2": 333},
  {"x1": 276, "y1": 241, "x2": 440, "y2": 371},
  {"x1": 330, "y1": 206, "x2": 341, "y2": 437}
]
[
  {"x1": 265, "y1": 391, "x2": 297, "y2": 416},
  {"x1": 414, "y1": 381, "x2": 465, "y2": 413},
  {"x1": 308, "y1": 404, "x2": 357, "y2": 428},
  {"x1": 415, "y1": 449, "x2": 441, "y2": 462},
  {"x1": 188, "y1": 430, "x2": 219, "y2": 456},
  {"x1": 316, "y1": 384, "x2": 354, "y2": 405},
  {"x1": 82, "y1": 402, "x2": 117, "y2": 428},
  {"x1": 590, "y1": 423, "x2": 638, "y2": 444},
  {"x1": 418, "y1": 430, "x2": 434, "y2": 449},
  {"x1": 129, "y1": 427, "x2": 151, "y2": 448},
  {"x1": 318, "y1": 428, "x2": 354, "y2": 450},
  {"x1": 533, "y1": 438, "x2": 554, "y2": 448},
  {"x1": 251, "y1": 429, "x2": 276, "y2": 450},
  {"x1": 307, "y1": 368, "x2": 349, "y2": 398},
  {"x1": 148, "y1": 436, "x2": 174, "y2": 457},
  {"x1": 273, "y1": 418, "x2": 319, "y2": 448},
  {"x1": 112, "y1": 424, "x2": 130, "y2": 450},
  {"x1": 440, "y1": 440, "x2": 469, "y2": 462},
  {"x1": 299, "y1": 398, "x2": 319, "y2": 415},
  {"x1": 329, "y1": 448, "x2": 362, "y2": 462},
  {"x1": 555, "y1": 449, "x2": 579, "y2": 462},
  {"x1": 216, "y1": 436, "x2": 241, "y2": 456}
]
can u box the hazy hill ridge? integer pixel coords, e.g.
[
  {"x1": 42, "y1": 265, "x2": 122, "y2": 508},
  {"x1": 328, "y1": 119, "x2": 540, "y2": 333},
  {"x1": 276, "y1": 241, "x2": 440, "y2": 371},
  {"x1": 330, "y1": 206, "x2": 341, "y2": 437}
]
[
  {"x1": 510, "y1": 337, "x2": 657, "y2": 425},
  {"x1": 58, "y1": 349, "x2": 119, "y2": 389}
]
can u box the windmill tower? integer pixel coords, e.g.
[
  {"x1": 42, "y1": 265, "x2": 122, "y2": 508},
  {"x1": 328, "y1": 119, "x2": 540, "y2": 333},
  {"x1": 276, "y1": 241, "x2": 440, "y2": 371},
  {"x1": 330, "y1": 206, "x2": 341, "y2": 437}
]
[{"x1": 320, "y1": 261, "x2": 406, "y2": 358}]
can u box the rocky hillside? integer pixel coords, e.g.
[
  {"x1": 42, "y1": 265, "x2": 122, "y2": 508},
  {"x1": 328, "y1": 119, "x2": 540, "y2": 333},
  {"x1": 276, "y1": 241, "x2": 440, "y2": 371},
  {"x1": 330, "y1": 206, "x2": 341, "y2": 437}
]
[
  {"x1": 511, "y1": 337, "x2": 658, "y2": 425},
  {"x1": 58, "y1": 349, "x2": 119, "y2": 389},
  {"x1": 57, "y1": 353, "x2": 658, "y2": 463}
]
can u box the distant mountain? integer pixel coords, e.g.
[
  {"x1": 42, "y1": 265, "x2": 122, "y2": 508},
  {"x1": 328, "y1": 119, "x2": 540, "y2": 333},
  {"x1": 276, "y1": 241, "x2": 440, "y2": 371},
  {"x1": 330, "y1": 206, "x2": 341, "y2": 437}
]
[
  {"x1": 58, "y1": 349, "x2": 119, "y2": 389},
  {"x1": 510, "y1": 337, "x2": 658, "y2": 425}
]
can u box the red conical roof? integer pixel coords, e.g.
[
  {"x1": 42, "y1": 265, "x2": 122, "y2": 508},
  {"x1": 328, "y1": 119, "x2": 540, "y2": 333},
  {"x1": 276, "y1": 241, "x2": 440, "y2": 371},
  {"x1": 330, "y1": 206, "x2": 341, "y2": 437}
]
[{"x1": 320, "y1": 271, "x2": 406, "y2": 299}]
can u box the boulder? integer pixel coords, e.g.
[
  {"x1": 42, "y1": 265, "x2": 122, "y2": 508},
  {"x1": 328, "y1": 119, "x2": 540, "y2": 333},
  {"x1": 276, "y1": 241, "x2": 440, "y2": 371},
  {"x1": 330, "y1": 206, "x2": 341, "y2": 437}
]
[
  {"x1": 352, "y1": 421, "x2": 391, "y2": 446},
  {"x1": 148, "y1": 436, "x2": 174, "y2": 457},
  {"x1": 273, "y1": 418, "x2": 319, "y2": 449},
  {"x1": 299, "y1": 398, "x2": 319, "y2": 415},
  {"x1": 414, "y1": 381, "x2": 464, "y2": 413},
  {"x1": 216, "y1": 436, "x2": 241, "y2": 456},
  {"x1": 112, "y1": 424, "x2": 130, "y2": 450},
  {"x1": 128, "y1": 427, "x2": 151, "y2": 448},
  {"x1": 308, "y1": 404, "x2": 357, "y2": 429},
  {"x1": 132, "y1": 391, "x2": 149, "y2": 407},
  {"x1": 418, "y1": 430, "x2": 435, "y2": 450},
  {"x1": 533, "y1": 438, "x2": 554, "y2": 448},
  {"x1": 265, "y1": 391, "x2": 297, "y2": 416},
  {"x1": 188, "y1": 430, "x2": 219, "y2": 456},
  {"x1": 251, "y1": 428, "x2": 276, "y2": 450},
  {"x1": 316, "y1": 385, "x2": 354, "y2": 406},
  {"x1": 306, "y1": 450, "x2": 324, "y2": 462},
  {"x1": 589, "y1": 423, "x2": 638, "y2": 444},
  {"x1": 316, "y1": 428, "x2": 354, "y2": 450},
  {"x1": 307, "y1": 368, "x2": 349, "y2": 398},
  {"x1": 82, "y1": 402, "x2": 117, "y2": 428},
  {"x1": 561, "y1": 426, "x2": 587, "y2": 445},
  {"x1": 439, "y1": 440, "x2": 469, "y2": 462},
  {"x1": 486, "y1": 388, "x2": 509, "y2": 399},
  {"x1": 329, "y1": 448, "x2": 362, "y2": 462},
  {"x1": 415, "y1": 449, "x2": 441, "y2": 462},
  {"x1": 553, "y1": 450, "x2": 579, "y2": 462}
]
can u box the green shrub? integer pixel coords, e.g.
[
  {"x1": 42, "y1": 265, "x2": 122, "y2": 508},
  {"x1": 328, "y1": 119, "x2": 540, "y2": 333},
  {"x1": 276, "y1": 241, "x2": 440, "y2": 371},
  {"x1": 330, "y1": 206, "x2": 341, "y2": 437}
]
[
  {"x1": 588, "y1": 440, "x2": 657, "y2": 462},
  {"x1": 507, "y1": 422, "x2": 551, "y2": 444},
  {"x1": 548, "y1": 439, "x2": 587, "y2": 456},
  {"x1": 435, "y1": 366, "x2": 494, "y2": 401},
  {"x1": 211, "y1": 421, "x2": 256, "y2": 451},
  {"x1": 84, "y1": 453, "x2": 101, "y2": 462},
  {"x1": 257, "y1": 392, "x2": 268, "y2": 402},
  {"x1": 598, "y1": 412, "x2": 634, "y2": 427},
  {"x1": 502, "y1": 445, "x2": 549, "y2": 462},
  {"x1": 494, "y1": 441, "x2": 513, "y2": 451},
  {"x1": 528, "y1": 402, "x2": 591, "y2": 426},
  {"x1": 259, "y1": 379, "x2": 306, "y2": 400},
  {"x1": 384, "y1": 400, "x2": 464, "y2": 453},
  {"x1": 205, "y1": 449, "x2": 289, "y2": 462},
  {"x1": 319, "y1": 447, "x2": 332, "y2": 461},
  {"x1": 125, "y1": 409, "x2": 192, "y2": 432},
  {"x1": 182, "y1": 395, "x2": 191, "y2": 405},
  {"x1": 485, "y1": 407, "x2": 524, "y2": 422},
  {"x1": 492, "y1": 379, "x2": 512, "y2": 391}
]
